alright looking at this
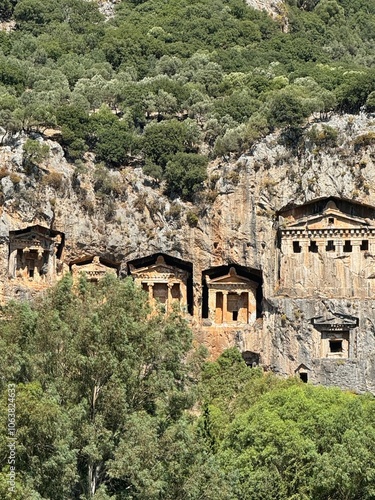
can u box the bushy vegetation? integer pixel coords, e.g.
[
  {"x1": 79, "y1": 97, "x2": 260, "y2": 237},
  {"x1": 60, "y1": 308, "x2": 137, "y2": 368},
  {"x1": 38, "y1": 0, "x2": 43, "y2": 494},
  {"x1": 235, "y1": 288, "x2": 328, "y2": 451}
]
[
  {"x1": 1, "y1": 0, "x2": 375, "y2": 199},
  {"x1": 0, "y1": 279, "x2": 374, "y2": 499},
  {"x1": 0, "y1": 275, "x2": 201, "y2": 499}
]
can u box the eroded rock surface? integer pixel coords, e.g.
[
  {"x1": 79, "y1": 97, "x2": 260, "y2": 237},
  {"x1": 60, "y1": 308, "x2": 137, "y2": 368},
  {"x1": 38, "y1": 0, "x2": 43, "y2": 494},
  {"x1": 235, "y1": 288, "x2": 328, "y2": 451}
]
[{"x1": 245, "y1": 0, "x2": 288, "y2": 30}]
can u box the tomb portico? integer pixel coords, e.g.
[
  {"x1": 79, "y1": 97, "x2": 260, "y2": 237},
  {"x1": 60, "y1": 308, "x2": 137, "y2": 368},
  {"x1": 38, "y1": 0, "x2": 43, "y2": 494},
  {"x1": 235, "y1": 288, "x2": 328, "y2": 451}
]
[
  {"x1": 295, "y1": 364, "x2": 311, "y2": 383},
  {"x1": 70, "y1": 255, "x2": 119, "y2": 282},
  {"x1": 129, "y1": 255, "x2": 190, "y2": 313},
  {"x1": 206, "y1": 267, "x2": 258, "y2": 325},
  {"x1": 8, "y1": 226, "x2": 64, "y2": 285},
  {"x1": 278, "y1": 199, "x2": 375, "y2": 297},
  {"x1": 311, "y1": 314, "x2": 359, "y2": 360}
]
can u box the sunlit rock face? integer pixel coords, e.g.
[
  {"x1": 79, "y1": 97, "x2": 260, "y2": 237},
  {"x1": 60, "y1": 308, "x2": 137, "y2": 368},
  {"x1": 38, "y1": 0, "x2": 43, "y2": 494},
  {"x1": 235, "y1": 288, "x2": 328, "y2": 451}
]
[
  {"x1": 245, "y1": 0, "x2": 289, "y2": 31},
  {"x1": 1, "y1": 113, "x2": 375, "y2": 392}
]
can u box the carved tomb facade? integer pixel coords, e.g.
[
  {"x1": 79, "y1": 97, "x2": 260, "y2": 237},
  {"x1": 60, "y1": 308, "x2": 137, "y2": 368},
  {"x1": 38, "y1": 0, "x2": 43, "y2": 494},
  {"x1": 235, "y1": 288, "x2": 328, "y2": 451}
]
[
  {"x1": 206, "y1": 267, "x2": 258, "y2": 325},
  {"x1": 70, "y1": 256, "x2": 118, "y2": 283},
  {"x1": 8, "y1": 225, "x2": 64, "y2": 286},
  {"x1": 278, "y1": 200, "x2": 375, "y2": 298},
  {"x1": 129, "y1": 255, "x2": 190, "y2": 313}
]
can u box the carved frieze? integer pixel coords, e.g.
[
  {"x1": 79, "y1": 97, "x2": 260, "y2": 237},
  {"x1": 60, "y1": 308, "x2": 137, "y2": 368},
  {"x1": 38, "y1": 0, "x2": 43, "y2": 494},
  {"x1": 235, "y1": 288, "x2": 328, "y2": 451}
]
[
  {"x1": 129, "y1": 256, "x2": 189, "y2": 284},
  {"x1": 71, "y1": 255, "x2": 118, "y2": 281},
  {"x1": 311, "y1": 314, "x2": 359, "y2": 331}
]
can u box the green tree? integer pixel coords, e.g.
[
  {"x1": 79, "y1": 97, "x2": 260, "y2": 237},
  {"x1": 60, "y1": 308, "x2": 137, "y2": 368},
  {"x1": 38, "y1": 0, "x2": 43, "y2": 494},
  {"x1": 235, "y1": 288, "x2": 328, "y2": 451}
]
[
  {"x1": 142, "y1": 119, "x2": 200, "y2": 169},
  {"x1": 0, "y1": 382, "x2": 77, "y2": 499},
  {"x1": 56, "y1": 103, "x2": 90, "y2": 160},
  {"x1": 213, "y1": 124, "x2": 246, "y2": 158},
  {"x1": 267, "y1": 88, "x2": 317, "y2": 129},
  {"x1": 336, "y1": 70, "x2": 375, "y2": 112},
  {"x1": 22, "y1": 138, "x2": 49, "y2": 172},
  {"x1": 89, "y1": 106, "x2": 136, "y2": 166},
  {"x1": 0, "y1": 0, "x2": 17, "y2": 22},
  {"x1": 164, "y1": 152, "x2": 208, "y2": 200},
  {"x1": 366, "y1": 90, "x2": 375, "y2": 112},
  {"x1": 216, "y1": 381, "x2": 375, "y2": 500},
  {"x1": 0, "y1": 274, "x2": 198, "y2": 497}
]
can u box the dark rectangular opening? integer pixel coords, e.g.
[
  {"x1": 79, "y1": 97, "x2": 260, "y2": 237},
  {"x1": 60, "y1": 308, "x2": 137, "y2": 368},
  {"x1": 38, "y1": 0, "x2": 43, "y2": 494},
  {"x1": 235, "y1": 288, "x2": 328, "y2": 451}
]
[
  {"x1": 171, "y1": 283, "x2": 180, "y2": 299},
  {"x1": 361, "y1": 240, "x2": 369, "y2": 251},
  {"x1": 299, "y1": 373, "x2": 308, "y2": 383},
  {"x1": 202, "y1": 281, "x2": 209, "y2": 318},
  {"x1": 153, "y1": 283, "x2": 167, "y2": 304},
  {"x1": 309, "y1": 241, "x2": 318, "y2": 253},
  {"x1": 293, "y1": 241, "x2": 302, "y2": 253},
  {"x1": 326, "y1": 240, "x2": 335, "y2": 252},
  {"x1": 328, "y1": 217, "x2": 334, "y2": 224},
  {"x1": 232, "y1": 311, "x2": 238, "y2": 321},
  {"x1": 329, "y1": 340, "x2": 343, "y2": 353},
  {"x1": 29, "y1": 268, "x2": 34, "y2": 278},
  {"x1": 343, "y1": 240, "x2": 352, "y2": 253}
]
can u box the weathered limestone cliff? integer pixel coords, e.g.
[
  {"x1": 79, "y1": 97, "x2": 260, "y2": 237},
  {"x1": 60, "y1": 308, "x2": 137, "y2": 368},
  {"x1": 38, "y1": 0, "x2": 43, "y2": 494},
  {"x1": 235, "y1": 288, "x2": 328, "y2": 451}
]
[{"x1": 1, "y1": 112, "x2": 375, "y2": 393}]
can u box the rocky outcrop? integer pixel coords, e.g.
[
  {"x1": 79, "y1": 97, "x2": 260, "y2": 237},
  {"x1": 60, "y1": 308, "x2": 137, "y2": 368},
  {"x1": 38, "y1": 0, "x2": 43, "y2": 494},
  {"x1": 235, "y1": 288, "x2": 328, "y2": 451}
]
[
  {"x1": 245, "y1": 0, "x2": 288, "y2": 30},
  {"x1": 246, "y1": 0, "x2": 283, "y2": 15},
  {"x1": 1, "y1": 112, "x2": 375, "y2": 393},
  {"x1": 0, "y1": 20, "x2": 15, "y2": 32},
  {"x1": 89, "y1": 0, "x2": 120, "y2": 19}
]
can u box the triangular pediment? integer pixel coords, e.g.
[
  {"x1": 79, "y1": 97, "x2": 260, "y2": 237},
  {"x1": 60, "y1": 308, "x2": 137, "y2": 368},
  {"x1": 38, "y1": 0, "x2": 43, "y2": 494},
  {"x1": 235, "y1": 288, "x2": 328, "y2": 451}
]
[
  {"x1": 71, "y1": 255, "x2": 118, "y2": 270},
  {"x1": 207, "y1": 267, "x2": 257, "y2": 286},
  {"x1": 212, "y1": 275, "x2": 249, "y2": 284},
  {"x1": 79, "y1": 261, "x2": 111, "y2": 271},
  {"x1": 311, "y1": 314, "x2": 358, "y2": 330},
  {"x1": 282, "y1": 201, "x2": 371, "y2": 231},
  {"x1": 129, "y1": 256, "x2": 188, "y2": 279},
  {"x1": 10, "y1": 226, "x2": 64, "y2": 250},
  {"x1": 11, "y1": 230, "x2": 52, "y2": 242},
  {"x1": 295, "y1": 363, "x2": 310, "y2": 373},
  {"x1": 71, "y1": 256, "x2": 118, "y2": 279},
  {"x1": 285, "y1": 212, "x2": 369, "y2": 230}
]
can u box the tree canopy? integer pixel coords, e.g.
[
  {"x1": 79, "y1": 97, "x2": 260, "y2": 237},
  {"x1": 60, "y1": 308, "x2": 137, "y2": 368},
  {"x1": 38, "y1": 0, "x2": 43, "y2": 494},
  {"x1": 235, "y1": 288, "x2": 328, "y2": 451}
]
[
  {"x1": 1, "y1": 310, "x2": 375, "y2": 499},
  {"x1": 0, "y1": 275, "x2": 204, "y2": 498}
]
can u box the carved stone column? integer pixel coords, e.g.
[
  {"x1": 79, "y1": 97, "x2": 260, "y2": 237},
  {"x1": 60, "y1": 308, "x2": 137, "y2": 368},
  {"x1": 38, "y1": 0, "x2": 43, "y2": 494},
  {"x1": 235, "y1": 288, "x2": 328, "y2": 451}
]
[
  {"x1": 237, "y1": 291, "x2": 246, "y2": 323},
  {"x1": 180, "y1": 282, "x2": 187, "y2": 312},
  {"x1": 208, "y1": 288, "x2": 216, "y2": 322},
  {"x1": 316, "y1": 240, "x2": 325, "y2": 252},
  {"x1": 335, "y1": 240, "x2": 344, "y2": 256},
  {"x1": 300, "y1": 239, "x2": 309, "y2": 252},
  {"x1": 222, "y1": 291, "x2": 228, "y2": 323},
  {"x1": 8, "y1": 249, "x2": 18, "y2": 278},
  {"x1": 248, "y1": 290, "x2": 256, "y2": 324},
  {"x1": 281, "y1": 238, "x2": 293, "y2": 256},
  {"x1": 148, "y1": 283, "x2": 154, "y2": 306},
  {"x1": 351, "y1": 240, "x2": 361, "y2": 254},
  {"x1": 167, "y1": 283, "x2": 173, "y2": 313},
  {"x1": 368, "y1": 236, "x2": 375, "y2": 254},
  {"x1": 300, "y1": 240, "x2": 310, "y2": 272}
]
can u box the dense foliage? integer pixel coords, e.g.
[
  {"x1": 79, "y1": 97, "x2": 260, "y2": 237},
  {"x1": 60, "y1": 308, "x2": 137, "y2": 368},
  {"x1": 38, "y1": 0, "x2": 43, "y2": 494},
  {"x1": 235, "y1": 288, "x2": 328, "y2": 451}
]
[
  {"x1": 1, "y1": 0, "x2": 375, "y2": 198},
  {"x1": 0, "y1": 275, "x2": 205, "y2": 498},
  {"x1": 0, "y1": 279, "x2": 374, "y2": 499}
]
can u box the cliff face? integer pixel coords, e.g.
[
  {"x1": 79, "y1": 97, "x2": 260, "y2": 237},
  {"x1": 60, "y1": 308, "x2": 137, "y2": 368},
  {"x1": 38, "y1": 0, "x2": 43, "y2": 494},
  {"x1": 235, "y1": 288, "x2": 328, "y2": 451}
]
[{"x1": 1, "y1": 112, "x2": 375, "y2": 393}]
